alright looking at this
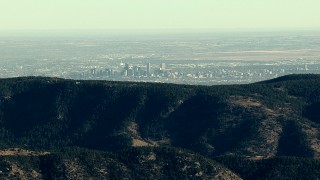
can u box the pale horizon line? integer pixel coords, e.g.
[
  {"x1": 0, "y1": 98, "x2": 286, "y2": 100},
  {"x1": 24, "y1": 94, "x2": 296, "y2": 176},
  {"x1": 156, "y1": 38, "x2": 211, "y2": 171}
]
[{"x1": 0, "y1": 27, "x2": 319, "y2": 38}]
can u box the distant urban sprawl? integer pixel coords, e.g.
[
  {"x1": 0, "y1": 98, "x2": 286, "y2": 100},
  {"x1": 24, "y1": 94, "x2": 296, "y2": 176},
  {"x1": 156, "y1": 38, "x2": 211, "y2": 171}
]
[{"x1": 0, "y1": 32, "x2": 319, "y2": 85}]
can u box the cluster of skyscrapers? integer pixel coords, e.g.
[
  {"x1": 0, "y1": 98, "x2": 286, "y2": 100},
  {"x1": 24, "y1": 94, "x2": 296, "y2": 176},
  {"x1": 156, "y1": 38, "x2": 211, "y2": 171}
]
[{"x1": 81, "y1": 62, "x2": 167, "y2": 79}]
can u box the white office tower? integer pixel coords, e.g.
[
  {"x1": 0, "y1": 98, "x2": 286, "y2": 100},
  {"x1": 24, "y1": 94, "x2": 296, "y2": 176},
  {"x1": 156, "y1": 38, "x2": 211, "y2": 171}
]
[
  {"x1": 147, "y1": 63, "x2": 151, "y2": 75},
  {"x1": 160, "y1": 63, "x2": 166, "y2": 70}
]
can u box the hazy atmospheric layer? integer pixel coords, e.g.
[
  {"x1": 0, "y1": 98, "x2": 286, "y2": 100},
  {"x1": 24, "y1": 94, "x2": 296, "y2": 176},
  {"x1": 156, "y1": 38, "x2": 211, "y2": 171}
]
[{"x1": 1, "y1": 0, "x2": 319, "y2": 31}]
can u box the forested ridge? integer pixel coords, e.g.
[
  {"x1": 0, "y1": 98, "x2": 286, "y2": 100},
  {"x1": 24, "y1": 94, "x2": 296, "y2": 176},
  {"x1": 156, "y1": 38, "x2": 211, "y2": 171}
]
[{"x1": 0, "y1": 74, "x2": 320, "y2": 179}]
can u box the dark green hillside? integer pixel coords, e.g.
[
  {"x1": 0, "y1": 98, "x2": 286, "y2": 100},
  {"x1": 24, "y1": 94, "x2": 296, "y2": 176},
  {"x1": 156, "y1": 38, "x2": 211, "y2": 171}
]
[
  {"x1": 261, "y1": 74, "x2": 320, "y2": 83},
  {"x1": 215, "y1": 155, "x2": 320, "y2": 180},
  {"x1": 0, "y1": 75, "x2": 318, "y2": 155},
  {"x1": 0, "y1": 75, "x2": 320, "y2": 179},
  {"x1": 0, "y1": 147, "x2": 240, "y2": 179}
]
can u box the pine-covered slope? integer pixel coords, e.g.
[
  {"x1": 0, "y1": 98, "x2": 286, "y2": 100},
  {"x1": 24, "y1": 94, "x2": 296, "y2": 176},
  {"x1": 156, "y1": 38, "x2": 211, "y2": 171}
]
[
  {"x1": 0, "y1": 74, "x2": 320, "y2": 179},
  {"x1": 0, "y1": 147, "x2": 240, "y2": 180}
]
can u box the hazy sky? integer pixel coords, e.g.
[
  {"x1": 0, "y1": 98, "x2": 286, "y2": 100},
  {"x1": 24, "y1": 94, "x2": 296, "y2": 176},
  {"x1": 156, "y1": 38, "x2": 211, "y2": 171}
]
[{"x1": 1, "y1": 0, "x2": 319, "y2": 31}]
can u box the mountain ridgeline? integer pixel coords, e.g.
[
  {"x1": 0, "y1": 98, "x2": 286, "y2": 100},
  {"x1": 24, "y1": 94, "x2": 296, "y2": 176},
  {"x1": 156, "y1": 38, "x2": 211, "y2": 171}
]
[{"x1": 0, "y1": 74, "x2": 320, "y2": 179}]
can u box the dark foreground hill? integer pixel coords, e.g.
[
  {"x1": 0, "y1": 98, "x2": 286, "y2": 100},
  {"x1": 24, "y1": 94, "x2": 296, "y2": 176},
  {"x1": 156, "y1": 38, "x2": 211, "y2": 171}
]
[
  {"x1": 0, "y1": 74, "x2": 320, "y2": 179},
  {"x1": 0, "y1": 147, "x2": 240, "y2": 179}
]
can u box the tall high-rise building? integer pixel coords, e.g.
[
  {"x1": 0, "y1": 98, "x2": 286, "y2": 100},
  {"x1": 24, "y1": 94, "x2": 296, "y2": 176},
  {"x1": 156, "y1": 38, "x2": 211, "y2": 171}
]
[
  {"x1": 90, "y1": 68, "x2": 96, "y2": 75},
  {"x1": 147, "y1": 63, "x2": 151, "y2": 76},
  {"x1": 160, "y1": 63, "x2": 166, "y2": 70},
  {"x1": 124, "y1": 63, "x2": 129, "y2": 71}
]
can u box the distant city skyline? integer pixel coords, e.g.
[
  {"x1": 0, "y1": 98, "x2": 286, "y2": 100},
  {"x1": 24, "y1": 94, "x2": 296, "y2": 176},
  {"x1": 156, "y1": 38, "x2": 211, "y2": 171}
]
[
  {"x1": 0, "y1": 32, "x2": 319, "y2": 85},
  {"x1": 1, "y1": 0, "x2": 319, "y2": 32}
]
